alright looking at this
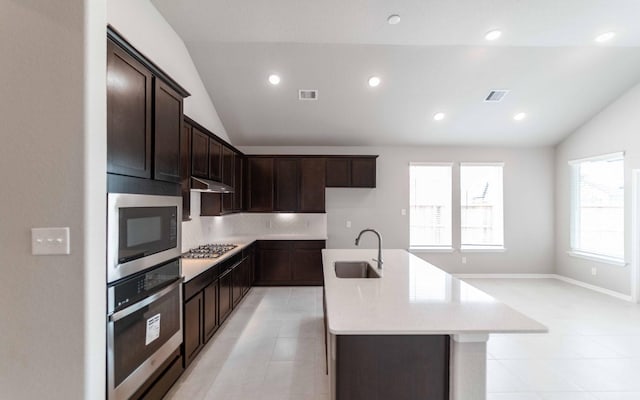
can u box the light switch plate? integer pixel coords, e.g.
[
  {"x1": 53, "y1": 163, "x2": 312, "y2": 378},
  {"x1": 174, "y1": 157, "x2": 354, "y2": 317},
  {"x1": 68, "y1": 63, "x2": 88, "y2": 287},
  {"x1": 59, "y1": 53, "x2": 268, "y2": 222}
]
[{"x1": 31, "y1": 227, "x2": 70, "y2": 255}]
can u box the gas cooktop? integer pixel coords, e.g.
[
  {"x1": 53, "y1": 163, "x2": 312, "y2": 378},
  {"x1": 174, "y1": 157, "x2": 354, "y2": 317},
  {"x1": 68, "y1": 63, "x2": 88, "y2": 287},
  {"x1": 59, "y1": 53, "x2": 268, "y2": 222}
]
[{"x1": 182, "y1": 244, "x2": 238, "y2": 259}]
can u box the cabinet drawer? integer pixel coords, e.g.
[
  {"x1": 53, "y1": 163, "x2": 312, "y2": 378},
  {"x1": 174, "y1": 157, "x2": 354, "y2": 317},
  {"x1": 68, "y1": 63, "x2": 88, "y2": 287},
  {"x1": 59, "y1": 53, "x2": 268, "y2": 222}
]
[{"x1": 184, "y1": 268, "x2": 214, "y2": 300}]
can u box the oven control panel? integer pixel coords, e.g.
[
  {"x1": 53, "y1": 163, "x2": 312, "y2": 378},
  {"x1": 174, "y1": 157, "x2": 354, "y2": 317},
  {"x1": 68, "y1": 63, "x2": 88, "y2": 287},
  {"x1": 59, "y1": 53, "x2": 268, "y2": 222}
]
[{"x1": 109, "y1": 259, "x2": 180, "y2": 314}]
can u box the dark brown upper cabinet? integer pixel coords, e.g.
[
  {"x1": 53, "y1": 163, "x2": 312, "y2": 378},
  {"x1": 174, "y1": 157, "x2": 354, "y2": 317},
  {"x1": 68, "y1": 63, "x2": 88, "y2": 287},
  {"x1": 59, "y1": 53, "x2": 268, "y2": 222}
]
[
  {"x1": 154, "y1": 79, "x2": 183, "y2": 183},
  {"x1": 325, "y1": 158, "x2": 350, "y2": 187},
  {"x1": 274, "y1": 158, "x2": 300, "y2": 212},
  {"x1": 351, "y1": 157, "x2": 377, "y2": 187},
  {"x1": 191, "y1": 127, "x2": 209, "y2": 178},
  {"x1": 180, "y1": 121, "x2": 192, "y2": 220},
  {"x1": 208, "y1": 139, "x2": 222, "y2": 181},
  {"x1": 326, "y1": 156, "x2": 377, "y2": 188},
  {"x1": 300, "y1": 158, "x2": 326, "y2": 212},
  {"x1": 222, "y1": 146, "x2": 235, "y2": 213},
  {"x1": 233, "y1": 154, "x2": 243, "y2": 211},
  {"x1": 245, "y1": 157, "x2": 274, "y2": 212},
  {"x1": 107, "y1": 28, "x2": 189, "y2": 187},
  {"x1": 107, "y1": 39, "x2": 153, "y2": 179}
]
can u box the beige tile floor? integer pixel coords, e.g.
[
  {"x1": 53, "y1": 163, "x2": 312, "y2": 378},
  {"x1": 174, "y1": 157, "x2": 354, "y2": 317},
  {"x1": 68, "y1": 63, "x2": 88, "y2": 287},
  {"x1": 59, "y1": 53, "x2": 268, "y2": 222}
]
[
  {"x1": 167, "y1": 279, "x2": 640, "y2": 400},
  {"x1": 166, "y1": 286, "x2": 329, "y2": 400},
  {"x1": 467, "y1": 278, "x2": 640, "y2": 400}
]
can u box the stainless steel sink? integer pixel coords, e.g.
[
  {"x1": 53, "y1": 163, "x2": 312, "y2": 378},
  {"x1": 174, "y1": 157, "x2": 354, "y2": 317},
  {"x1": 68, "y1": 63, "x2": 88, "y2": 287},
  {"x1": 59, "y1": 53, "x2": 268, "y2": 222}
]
[{"x1": 334, "y1": 261, "x2": 380, "y2": 279}]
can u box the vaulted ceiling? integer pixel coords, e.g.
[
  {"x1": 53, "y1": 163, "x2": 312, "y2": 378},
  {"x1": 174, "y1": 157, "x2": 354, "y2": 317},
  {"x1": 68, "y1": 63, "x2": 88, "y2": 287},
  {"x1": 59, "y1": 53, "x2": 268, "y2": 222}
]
[{"x1": 152, "y1": 0, "x2": 640, "y2": 146}]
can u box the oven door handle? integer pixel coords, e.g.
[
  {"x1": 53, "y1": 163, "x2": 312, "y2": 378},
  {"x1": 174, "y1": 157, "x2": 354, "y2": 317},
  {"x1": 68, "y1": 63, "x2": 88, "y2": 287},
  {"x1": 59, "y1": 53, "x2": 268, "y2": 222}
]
[{"x1": 109, "y1": 278, "x2": 182, "y2": 323}]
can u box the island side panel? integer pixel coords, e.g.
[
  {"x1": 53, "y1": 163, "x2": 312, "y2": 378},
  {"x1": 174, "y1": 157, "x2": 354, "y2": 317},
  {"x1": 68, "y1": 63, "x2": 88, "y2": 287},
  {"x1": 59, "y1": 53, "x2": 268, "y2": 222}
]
[
  {"x1": 334, "y1": 335, "x2": 450, "y2": 400},
  {"x1": 450, "y1": 334, "x2": 489, "y2": 400}
]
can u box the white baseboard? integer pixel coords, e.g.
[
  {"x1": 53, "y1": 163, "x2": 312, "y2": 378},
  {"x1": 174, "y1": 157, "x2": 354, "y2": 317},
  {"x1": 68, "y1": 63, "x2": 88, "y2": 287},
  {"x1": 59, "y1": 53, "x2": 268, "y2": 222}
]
[
  {"x1": 454, "y1": 273, "x2": 555, "y2": 279},
  {"x1": 454, "y1": 273, "x2": 633, "y2": 302},
  {"x1": 551, "y1": 274, "x2": 633, "y2": 302}
]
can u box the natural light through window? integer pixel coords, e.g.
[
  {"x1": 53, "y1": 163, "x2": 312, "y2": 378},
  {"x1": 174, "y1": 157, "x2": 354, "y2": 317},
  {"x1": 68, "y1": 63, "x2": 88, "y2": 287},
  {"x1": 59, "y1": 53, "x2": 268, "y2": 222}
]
[
  {"x1": 410, "y1": 164, "x2": 452, "y2": 249},
  {"x1": 460, "y1": 164, "x2": 504, "y2": 249},
  {"x1": 569, "y1": 153, "x2": 624, "y2": 263}
]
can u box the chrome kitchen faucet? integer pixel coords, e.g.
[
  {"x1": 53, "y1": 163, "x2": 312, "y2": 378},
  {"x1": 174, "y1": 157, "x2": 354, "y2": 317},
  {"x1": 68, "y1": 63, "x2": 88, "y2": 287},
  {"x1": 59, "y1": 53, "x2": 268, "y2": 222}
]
[{"x1": 355, "y1": 228, "x2": 383, "y2": 270}]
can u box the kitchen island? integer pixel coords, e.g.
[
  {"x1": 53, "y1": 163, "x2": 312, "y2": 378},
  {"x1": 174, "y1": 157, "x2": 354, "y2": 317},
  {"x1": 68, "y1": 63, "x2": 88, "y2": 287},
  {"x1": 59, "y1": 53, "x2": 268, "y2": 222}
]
[{"x1": 323, "y1": 249, "x2": 547, "y2": 400}]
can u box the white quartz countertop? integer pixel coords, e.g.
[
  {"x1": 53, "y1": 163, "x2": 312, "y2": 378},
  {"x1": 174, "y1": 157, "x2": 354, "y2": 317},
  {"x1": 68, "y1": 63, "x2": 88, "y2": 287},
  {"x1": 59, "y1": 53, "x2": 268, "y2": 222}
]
[
  {"x1": 182, "y1": 234, "x2": 327, "y2": 282},
  {"x1": 323, "y1": 249, "x2": 548, "y2": 335}
]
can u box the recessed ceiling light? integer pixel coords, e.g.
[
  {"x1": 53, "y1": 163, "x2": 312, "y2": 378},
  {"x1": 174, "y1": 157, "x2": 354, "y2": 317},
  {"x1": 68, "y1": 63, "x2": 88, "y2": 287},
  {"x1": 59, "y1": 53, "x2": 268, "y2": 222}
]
[
  {"x1": 513, "y1": 112, "x2": 527, "y2": 121},
  {"x1": 387, "y1": 14, "x2": 401, "y2": 25},
  {"x1": 595, "y1": 31, "x2": 616, "y2": 43},
  {"x1": 433, "y1": 112, "x2": 446, "y2": 121},
  {"x1": 368, "y1": 76, "x2": 381, "y2": 87},
  {"x1": 484, "y1": 29, "x2": 502, "y2": 41},
  {"x1": 268, "y1": 74, "x2": 281, "y2": 85}
]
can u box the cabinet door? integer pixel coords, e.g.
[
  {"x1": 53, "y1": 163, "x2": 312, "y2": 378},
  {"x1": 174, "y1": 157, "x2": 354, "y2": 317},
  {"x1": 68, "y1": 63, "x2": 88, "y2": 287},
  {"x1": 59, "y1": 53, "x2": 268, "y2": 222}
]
[
  {"x1": 154, "y1": 79, "x2": 183, "y2": 183},
  {"x1": 203, "y1": 280, "x2": 219, "y2": 342},
  {"x1": 300, "y1": 158, "x2": 326, "y2": 212},
  {"x1": 183, "y1": 292, "x2": 203, "y2": 367},
  {"x1": 219, "y1": 270, "x2": 233, "y2": 323},
  {"x1": 180, "y1": 121, "x2": 192, "y2": 220},
  {"x1": 275, "y1": 158, "x2": 300, "y2": 212},
  {"x1": 246, "y1": 157, "x2": 274, "y2": 212},
  {"x1": 107, "y1": 39, "x2": 153, "y2": 179},
  {"x1": 232, "y1": 263, "x2": 243, "y2": 306},
  {"x1": 256, "y1": 244, "x2": 291, "y2": 284},
  {"x1": 291, "y1": 241, "x2": 325, "y2": 285},
  {"x1": 191, "y1": 128, "x2": 209, "y2": 178},
  {"x1": 233, "y1": 154, "x2": 243, "y2": 211},
  {"x1": 351, "y1": 157, "x2": 376, "y2": 188},
  {"x1": 325, "y1": 158, "x2": 351, "y2": 187},
  {"x1": 208, "y1": 139, "x2": 222, "y2": 181},
  {"x1": 200, "y1": 192, "x2": 222, "y2": 216},
  {"x1": 222, "y1": 146, "x2": 234, "y2": 212}
]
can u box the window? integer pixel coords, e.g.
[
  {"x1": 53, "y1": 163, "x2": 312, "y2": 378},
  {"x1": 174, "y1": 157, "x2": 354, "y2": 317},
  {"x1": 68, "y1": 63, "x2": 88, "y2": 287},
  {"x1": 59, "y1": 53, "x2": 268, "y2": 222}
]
[
  {"x1": 460, "y1": 164, "x2": 504, "y2": 248},
  {"x1": 410, "y1": 164, "x2": 452, "y2": 248},
  {"x1": 570, "y1": 152, "x2": 624, "y2": 262}
]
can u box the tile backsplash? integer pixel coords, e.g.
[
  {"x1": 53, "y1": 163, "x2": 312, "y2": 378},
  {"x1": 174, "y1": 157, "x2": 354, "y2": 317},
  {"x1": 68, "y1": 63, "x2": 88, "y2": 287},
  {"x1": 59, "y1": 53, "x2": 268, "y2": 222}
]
[{"x1": 181, "y1": 192, "x2": 327, "y2": 251}]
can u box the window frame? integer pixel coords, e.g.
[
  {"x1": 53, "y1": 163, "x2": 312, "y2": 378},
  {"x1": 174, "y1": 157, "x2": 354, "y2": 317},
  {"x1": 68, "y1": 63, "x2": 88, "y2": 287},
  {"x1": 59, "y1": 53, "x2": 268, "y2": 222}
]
[
  {"x1": 409, "y1": 162, "x2": 454, "y2": 251},
  {"x1": 568, "y1": 152, "x2": 626, "y2": 266},
  {"x1": 459, "y1": 162, "x2": 505, "y2": 251}
]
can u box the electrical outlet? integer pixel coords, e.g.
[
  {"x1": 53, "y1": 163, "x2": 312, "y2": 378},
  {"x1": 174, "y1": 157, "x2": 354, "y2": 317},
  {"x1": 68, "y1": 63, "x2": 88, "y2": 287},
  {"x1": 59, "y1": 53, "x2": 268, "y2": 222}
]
[
  {"x1": 591, "y1": 267, "x2": 597, "y2": 276},
  {"x1": 401, "y1": 209, "x2": 406, "y2": 216},
  {"x1": 346, "y1": 220, "x2": 352, "y2": 228},
  {"x1": 462, "y1": 256, "x2": 467, "y2": 264},
  {"x1": 32, "y1": 227, "x2": 70, "y2": 255}
]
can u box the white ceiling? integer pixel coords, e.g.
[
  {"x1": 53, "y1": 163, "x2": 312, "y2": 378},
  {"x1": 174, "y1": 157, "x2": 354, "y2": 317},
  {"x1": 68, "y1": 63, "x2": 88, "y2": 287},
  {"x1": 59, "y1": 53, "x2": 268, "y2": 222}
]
[{"x1": 152, "y1": 0, "x2": 640, "y2": 146}]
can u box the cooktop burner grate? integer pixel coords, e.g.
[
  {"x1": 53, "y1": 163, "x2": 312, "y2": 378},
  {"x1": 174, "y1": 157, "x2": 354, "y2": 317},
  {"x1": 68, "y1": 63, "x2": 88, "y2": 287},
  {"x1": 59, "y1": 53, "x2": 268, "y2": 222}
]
[{"x1": 182, "y1": 244, "x2": 238, "y2": 259}]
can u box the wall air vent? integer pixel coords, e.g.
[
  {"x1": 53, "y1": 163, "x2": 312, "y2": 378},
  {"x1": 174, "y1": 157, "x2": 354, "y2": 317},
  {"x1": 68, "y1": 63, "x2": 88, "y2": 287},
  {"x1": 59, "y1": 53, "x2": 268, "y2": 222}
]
[
  {"x1": 298, "y1": 90, "x2": 318, "y2": 101},
  {"x1": 484, "y1": 90, "x2": 509, "y2": 102}
]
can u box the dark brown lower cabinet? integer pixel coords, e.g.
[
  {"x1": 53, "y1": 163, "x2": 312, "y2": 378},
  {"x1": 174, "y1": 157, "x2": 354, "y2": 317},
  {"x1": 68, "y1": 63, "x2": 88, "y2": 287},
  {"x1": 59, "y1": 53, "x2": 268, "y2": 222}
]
[
  {"x1": 335, "y1": 335, "x2": 450, "y2": 400},
  {"x1": 203, "y1": 280, "x2": 219, "y2": 342},
  {"x1": 183, "y1": 292, "x2": 203, "y2": 366},
  {"x1": 219, "y1": 269, "x2": 233, "y2": 323},
  {"x1": 255, "y1": 240, "x2": 326, "y2": 286},
  {"x1": 232, "y1": 262, "x2": 243, "y2": 307}
]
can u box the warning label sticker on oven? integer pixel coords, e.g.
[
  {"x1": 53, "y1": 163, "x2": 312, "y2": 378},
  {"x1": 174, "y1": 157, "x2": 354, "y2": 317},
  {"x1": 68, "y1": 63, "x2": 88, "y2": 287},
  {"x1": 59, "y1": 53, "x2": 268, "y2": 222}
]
[{"x1": 145, "y1": 314, "x2": 161, "y2": 346}]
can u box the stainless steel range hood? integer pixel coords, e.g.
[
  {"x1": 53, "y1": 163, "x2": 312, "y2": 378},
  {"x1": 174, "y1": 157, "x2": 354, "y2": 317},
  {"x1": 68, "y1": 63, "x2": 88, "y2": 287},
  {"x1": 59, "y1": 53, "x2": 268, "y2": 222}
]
[{"x1": 190, "y1": 177, "x2": 234, "y2": 193}]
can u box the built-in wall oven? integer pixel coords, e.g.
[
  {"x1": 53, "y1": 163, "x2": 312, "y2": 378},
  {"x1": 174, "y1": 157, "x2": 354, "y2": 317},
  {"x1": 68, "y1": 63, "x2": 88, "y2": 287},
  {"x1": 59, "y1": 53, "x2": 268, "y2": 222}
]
[
  {"x1": 107, "y1": 258, "x2": 183, "y2": 400},
  {"x1": 107, "y1": 193, "x2": 182, "y2": 284},
  {"x1": 107, "y1": 193, "x2": 184, "y2": 399}
]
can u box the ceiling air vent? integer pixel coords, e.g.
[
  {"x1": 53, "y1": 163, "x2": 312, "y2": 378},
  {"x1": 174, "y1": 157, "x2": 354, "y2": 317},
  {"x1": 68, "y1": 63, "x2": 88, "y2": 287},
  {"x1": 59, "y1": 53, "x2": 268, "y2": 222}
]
[
  {"x1": 484, "y1": 89, "x2": 509, "y2": 102},
  {"x1": 298, "y1": 90, "x2": 318, "y2": 101}
]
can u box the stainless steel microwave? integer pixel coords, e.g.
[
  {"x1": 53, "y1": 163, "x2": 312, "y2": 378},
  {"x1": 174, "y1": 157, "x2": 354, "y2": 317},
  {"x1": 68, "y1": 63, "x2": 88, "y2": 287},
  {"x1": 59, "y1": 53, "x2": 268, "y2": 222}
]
[{"x1": 107, "y1": 193, "x2": 182, "y2": 283}]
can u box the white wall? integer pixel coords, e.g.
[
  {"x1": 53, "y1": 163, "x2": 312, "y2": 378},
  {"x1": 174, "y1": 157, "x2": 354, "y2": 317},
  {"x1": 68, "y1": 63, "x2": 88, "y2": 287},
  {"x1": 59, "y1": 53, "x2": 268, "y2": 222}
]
[
  {"x1": 555, "y1": 82, "x2": 640, "y2": 295},
  {"x1": 241, "y1": 146, "x2": 555, "y2": 274},
  {"x1": 0, "y1": 1, "x2": 106, "y2": 399},
  {"x1": 108, "y1": 0, "x2": 229, "y2": 140}
]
